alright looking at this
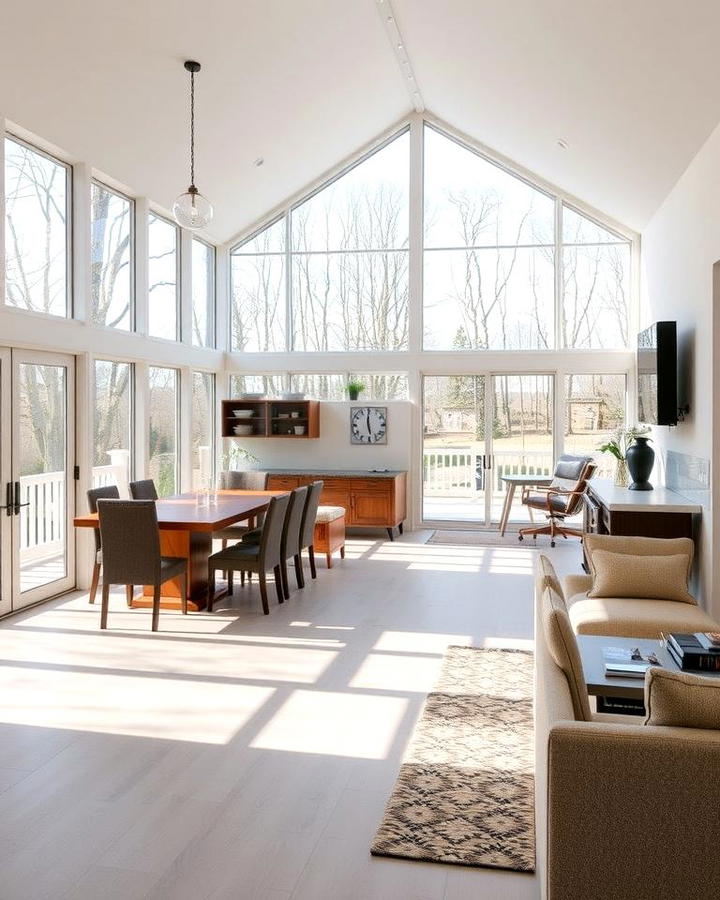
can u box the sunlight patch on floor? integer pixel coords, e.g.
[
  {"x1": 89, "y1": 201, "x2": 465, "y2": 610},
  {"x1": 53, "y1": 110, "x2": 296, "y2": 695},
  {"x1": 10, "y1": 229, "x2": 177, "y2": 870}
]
[
  {"x1": 250, "y1": 689, "x2": 407, "y2": 759},
  {"x1": 373, "y1": 630, "x2": 473, "y2": 654},
  {"x1": 349, "y1": 653, "x2": 444, "y2": 692}
]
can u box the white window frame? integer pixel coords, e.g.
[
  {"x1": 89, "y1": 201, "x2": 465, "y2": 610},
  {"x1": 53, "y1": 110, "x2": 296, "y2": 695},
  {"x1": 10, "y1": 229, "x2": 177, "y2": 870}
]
[{"x1": 90, "y1": 179, "x2": 135, "y2": 331}]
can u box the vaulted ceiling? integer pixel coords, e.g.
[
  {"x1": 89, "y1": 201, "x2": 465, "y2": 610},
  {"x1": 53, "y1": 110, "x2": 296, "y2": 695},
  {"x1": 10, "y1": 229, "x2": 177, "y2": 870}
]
[{"x1": 3, "y1": 0, "x2": 720, "y2": 243}]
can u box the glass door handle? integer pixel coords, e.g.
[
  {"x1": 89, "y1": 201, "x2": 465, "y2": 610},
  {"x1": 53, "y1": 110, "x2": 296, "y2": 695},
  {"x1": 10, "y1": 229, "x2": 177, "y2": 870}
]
[{"x1": 13, "y1": 482, "x2": 29, "y2": 516}]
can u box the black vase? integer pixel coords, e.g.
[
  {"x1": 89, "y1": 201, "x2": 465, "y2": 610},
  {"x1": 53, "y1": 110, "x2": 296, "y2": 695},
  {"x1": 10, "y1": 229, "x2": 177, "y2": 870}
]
[{"x1": 626, "y1": 437, "x2": 654, "y2": 491}]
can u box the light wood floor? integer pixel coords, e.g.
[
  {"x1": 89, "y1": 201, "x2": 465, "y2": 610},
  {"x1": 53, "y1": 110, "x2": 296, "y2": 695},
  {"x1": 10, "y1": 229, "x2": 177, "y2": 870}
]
[{"x1": 0, "y1": 530, "x2": 581, "y2": 900}]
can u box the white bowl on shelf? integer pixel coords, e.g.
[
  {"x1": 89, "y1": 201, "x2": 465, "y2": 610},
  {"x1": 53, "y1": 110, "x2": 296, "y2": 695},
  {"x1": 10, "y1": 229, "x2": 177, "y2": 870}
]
[
  {"x1": 233, "y1": 409, "x2": 254, "y2": 417},
  {"x1": 233, "y1": 424, "x2": 254, "y2": 436}
]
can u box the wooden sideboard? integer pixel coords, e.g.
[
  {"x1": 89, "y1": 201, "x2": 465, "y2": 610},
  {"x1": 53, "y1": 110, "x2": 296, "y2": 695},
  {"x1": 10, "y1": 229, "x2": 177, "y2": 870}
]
[
  {"x1": 266, "y1": 470, "x2": 407, "y2": 540},
  {"x1": 582, "y1": 478, "x2": 702, "y2": 571}
]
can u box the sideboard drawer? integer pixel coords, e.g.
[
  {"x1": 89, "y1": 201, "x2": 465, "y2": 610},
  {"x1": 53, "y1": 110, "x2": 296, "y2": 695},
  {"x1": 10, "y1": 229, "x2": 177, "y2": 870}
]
[{"x1": 267, "y1": 475, "x2": 301, "y2": 490}]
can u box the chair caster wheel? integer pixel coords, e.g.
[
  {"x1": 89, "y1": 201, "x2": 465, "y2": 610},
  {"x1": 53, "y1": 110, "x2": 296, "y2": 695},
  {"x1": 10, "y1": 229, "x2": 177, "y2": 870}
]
[
  {"x1": 550, "y1": 541, "x2": 556, "y2": 548},
  {"x1": 518, "y1": 535, "x2": 523, "y2": 542}
]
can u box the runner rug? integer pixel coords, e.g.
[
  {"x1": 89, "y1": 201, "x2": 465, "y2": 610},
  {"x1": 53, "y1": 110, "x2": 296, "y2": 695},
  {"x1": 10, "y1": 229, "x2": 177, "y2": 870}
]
[{"x1": 371, "y1": 646, "x2": 535, "y2": 872}]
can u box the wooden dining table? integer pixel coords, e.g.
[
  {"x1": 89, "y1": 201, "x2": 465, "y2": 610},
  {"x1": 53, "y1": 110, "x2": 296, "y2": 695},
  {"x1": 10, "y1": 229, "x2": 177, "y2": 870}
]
[{"x1": 73, "y1": 490, "x2": 287, "y2": 611}]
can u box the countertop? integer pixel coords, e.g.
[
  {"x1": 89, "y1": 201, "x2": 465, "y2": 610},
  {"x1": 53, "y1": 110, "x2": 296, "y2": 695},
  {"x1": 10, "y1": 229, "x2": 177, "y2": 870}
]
[
  {"x1": 263, "y1": 469, "x2": 406, "y2": 478},
  {"x1": 587, "y1": 478, "x2": 702, "y2": 514}
]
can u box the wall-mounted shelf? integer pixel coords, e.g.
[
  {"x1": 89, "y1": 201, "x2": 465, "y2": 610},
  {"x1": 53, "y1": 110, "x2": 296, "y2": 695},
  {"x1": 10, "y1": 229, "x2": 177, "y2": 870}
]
[{"x1": 221, "y1": 399, "x2": 320, "y2": 439}]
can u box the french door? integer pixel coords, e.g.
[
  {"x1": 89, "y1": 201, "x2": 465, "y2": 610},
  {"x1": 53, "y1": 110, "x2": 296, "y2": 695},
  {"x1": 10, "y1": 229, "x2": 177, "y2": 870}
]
[
  {"x1": 0, "y1": 349, "x2": 75, "y2": 615},
  {"x1": 422, "y1": 373, "x2": 555, "y2": 526}
]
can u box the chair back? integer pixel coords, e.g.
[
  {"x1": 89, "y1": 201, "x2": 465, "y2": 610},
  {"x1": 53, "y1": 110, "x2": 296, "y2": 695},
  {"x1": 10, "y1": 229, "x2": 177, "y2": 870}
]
[
  {"x1": 563, "y1": 463, "x2": 597, "y2": 516},
  {"x1": 87, "y1": 484, "x2": 120, "y2": 553},
  {"x1": 218, "y1": 470, "x2": 268, "y2": 491},
  {"x1": 282, "y1": 485, "x2": 308, "y2": 559},
  {"x1": 129, "y1": 479, "x2": 158, "y2": 501},
  {"x1": 549, "y1": 455, "x2": 594, "y2": 492},
  {"x1": 97, "y1": 500, "x2": 162, "y2": 585},
  {"x1": 258, "y1": 493, "x2": 291, "y2": 569},
  {"x1": 299, "y1": 481, "x2": 324, "y2": 550}
]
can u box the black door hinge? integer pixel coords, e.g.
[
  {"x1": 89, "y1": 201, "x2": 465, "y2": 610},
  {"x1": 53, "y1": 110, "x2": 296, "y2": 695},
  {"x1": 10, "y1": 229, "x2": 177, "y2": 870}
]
[{"x1": 73, "y1": 465, "x2": 80, "y2": 481}]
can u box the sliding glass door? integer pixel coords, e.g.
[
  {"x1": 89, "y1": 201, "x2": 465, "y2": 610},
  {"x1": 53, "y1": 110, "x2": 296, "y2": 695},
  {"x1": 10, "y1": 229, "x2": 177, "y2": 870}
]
[
  {"x1": 422, "y1": 373, "x2": 554, "y2": 526},
  {"x1": 0, "y1": 349, "x2": 75, "y2": 613}
]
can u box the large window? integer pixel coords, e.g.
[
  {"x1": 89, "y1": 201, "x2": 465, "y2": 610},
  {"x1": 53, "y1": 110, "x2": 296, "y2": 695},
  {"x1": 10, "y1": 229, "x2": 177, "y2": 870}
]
[
  {"x1": 424, "y1": 125, "x2": 554, "y2": 350},
  {"x1": 564, "y1": 373, "x2": 626, "y2": 476},
  {"x1": 4, "y1": 136, "x2": 70, "y2": 317},
  {"x1": 229, "y1": 373, "x2": 286, "y2": 398},
  {"x1": 191, "y1": 372, "x2": 214, "y2": 490},
  {"x1": 93, "y1": 360, "x2": 133, "y2": 492},
  {"x1": 231, "y1": 130, "x2": 409, "y2": 352},
  {"x1": 562, "y1": 206, "x2": 631, "y2": 349},
  {"x1": 148, "y1": 214, "x2": 179, "y2": 340},
  {"x1": 148, "y1": 366, "x2": 179, "y2": 497},
  {"x1": 192, "y1": 239, "x2": 215, "y2": 347},
  {"x1": 91, "y1": 182, "x2": 133, "y2": 330}
]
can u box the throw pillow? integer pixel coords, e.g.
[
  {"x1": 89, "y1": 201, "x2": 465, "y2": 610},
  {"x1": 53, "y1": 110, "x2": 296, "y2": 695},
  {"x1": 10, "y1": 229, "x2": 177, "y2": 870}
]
[
  {"x1": 645, "y1": 667, "x2": 720, "y2": 729},
  {"x1": 588, "y1": 549, "x2": 695, "y2": 604}
]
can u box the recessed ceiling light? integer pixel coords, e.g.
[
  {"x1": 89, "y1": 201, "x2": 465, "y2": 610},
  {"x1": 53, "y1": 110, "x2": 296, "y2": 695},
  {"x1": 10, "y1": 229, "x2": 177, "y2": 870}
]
[
  {"x1": 397, "y1": 43, "x2": 403, "y2": 49},
  {"x1": 387, "y1": 15, "x2": 394, "y2": 22},
  {"x1": 557, "y1": 139, "x2": 569, "y2": 150},
  {"x1": 254, "y1": 157, "x2": 264, "y2": 167}
]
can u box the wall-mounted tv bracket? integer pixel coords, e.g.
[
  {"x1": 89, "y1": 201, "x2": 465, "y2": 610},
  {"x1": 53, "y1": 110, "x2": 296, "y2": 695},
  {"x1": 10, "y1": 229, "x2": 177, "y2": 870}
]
[{"x1": 676, "y1": 404, "x2": 690, "y2": 422}]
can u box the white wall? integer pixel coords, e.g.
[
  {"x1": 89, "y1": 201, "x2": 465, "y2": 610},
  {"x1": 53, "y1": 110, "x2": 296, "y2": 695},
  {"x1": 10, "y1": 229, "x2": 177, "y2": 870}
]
[
  {"x1": 641, "y1": 118, "x2": 720, "y2": 615},
  {"x1": 224, "y1": 399, "x2": 414, "y2": 511}
]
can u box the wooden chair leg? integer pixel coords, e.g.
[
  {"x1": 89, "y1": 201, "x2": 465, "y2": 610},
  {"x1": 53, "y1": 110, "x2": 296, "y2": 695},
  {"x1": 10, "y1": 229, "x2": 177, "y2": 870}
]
[
  {"x1": 259, "y1": 572, "x2": 269, "y2": 615},
  {"x1": 274, "y1": 565, "x2": 285, "y2": 603},
  {"x1": 89, "y1": 562, "x2": 100, "y2": 604},
  {"x1": 207, "y1": 568, "x2": 215, "y2": 612},
  {"x1": 241, "y1": 570, "x2": 245, "y2": 586},
  {"x1": 181, "y1": 571, "x2": 188, "y2": 615},
  {"x1": 227, "y1": 570, "x2": 234, "y2": 595},
  {"x1": 126, "y1": 585, "x2": 134, "y2": 607},
  {"x1": 294, "y1": 554, "x2": 304, "y2": 589},
  {"x1": 308, "y1": 546, "x2": 317, "y2": 579},
  {"x1": 152, "y1": 584, "x2": 161, "y2": 632},
  {"x1": 281, "y1": 562, "x2": 290, "y2": 600},
  {"x1": 100, "y1": 583, "x2": 110, "y2": 629},
  {"x1": 326, "y1": 552, "x2": 333, "y2": 569}
]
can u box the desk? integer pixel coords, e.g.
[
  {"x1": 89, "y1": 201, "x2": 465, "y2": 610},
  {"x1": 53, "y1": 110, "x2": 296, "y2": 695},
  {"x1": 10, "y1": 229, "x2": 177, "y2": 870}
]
[
  {"x1": 74, "y1": 490, "x2": 285, "y2": 611},
  {"x1": 498, "y1": 474, "x2": 553, "y2": 536}
]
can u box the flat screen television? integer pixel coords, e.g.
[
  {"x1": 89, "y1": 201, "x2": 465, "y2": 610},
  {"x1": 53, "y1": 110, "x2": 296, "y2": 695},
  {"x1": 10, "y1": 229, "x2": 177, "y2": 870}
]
[{"x1": 637, "y1": 321, "x2": 677, "y2": 426}]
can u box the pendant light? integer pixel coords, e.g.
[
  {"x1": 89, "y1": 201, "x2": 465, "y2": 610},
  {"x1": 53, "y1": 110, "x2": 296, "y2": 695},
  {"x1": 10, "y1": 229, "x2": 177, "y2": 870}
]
[{"x1": 173, "y1": 60, "x2": 213, "y2": 230}]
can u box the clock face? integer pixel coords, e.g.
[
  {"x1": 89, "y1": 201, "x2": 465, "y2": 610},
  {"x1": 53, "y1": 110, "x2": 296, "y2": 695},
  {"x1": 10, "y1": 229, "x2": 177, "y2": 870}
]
[{"x1": 350, "y1": 407, "x2": 387, "y2": 444}]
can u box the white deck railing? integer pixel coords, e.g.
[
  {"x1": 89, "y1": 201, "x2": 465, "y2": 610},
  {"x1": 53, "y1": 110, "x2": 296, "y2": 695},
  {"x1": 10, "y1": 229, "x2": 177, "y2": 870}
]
[{"x1": 423, "y1": 448, "x2": 554, "y2": 496}]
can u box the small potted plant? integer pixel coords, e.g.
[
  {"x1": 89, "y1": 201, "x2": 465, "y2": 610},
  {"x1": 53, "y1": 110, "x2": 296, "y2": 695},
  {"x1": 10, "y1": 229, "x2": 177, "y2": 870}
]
[
  {"x1": 598, "y1": 426, "x2": 652, "y2": 488},
  {"x1": 347, "y1": 379, "x2": 365, "y2": 401}
]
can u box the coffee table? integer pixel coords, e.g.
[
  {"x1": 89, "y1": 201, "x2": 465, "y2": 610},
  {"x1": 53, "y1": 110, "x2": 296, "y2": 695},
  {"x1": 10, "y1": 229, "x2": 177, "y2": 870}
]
[{"x1": 577, "y1": 634, "x2": 720, "y2": 716}]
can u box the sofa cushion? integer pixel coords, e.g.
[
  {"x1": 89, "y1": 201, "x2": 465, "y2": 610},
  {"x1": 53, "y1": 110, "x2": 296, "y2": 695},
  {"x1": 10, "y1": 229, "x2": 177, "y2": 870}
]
[
  {"x1": 567, "y1": 594, "x2": 719, "y2": 639},
  {"x1": 583, "y1": 534, "x2": 694, "y2": 582},
  {"x1": 588, "y1": 549, "x2": 695, "y2": 605},
  {"x1": 540, "y1": 584, "x2": 591, "y2": 721},
  {"x1": 645, "y1": 667, "x2": 720, "y2": 730}
]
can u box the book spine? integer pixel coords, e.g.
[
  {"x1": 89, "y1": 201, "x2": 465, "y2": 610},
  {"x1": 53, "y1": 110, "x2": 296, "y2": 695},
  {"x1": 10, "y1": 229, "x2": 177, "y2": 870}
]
[{"x1": 667, "y1": 643, "x2": 720, "y2": 671}]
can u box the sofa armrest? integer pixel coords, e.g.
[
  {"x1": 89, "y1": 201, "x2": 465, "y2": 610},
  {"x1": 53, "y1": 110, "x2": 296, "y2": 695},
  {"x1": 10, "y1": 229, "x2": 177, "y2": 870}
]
[
  {"x1": 547, "y1": 721, "x2": 720, "y2": 899},
  {"x1": 562, "y1": 573, "x2": 592, "y2": 599}
]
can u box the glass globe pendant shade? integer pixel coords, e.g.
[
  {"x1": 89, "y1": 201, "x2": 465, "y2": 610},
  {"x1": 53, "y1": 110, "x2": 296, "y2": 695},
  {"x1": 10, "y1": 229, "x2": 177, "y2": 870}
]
[{"x1": 173, "y1": 186, "x2": 213, "y2": 230}]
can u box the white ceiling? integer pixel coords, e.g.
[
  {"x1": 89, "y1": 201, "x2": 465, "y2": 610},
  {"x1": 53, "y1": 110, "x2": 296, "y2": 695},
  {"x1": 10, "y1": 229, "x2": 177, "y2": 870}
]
[{"x1": 2, "y1": 0, "x2": 720, "y2": 242}]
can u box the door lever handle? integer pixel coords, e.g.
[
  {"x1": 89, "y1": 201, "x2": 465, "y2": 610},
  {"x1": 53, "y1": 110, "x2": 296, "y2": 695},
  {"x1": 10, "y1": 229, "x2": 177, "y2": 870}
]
[
  {"x1": 13, "y1": 481, "x2": 29, "y2": 516},
  {"x1": 0, "y1": 483, "x2": 12, "y2": 515}
]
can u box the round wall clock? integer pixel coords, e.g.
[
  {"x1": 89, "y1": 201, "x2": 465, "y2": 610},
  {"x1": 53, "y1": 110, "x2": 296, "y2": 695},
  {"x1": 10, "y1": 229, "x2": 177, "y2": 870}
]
[{"x1": 350, "y1": 406, "x2": 387, "y2": 445}]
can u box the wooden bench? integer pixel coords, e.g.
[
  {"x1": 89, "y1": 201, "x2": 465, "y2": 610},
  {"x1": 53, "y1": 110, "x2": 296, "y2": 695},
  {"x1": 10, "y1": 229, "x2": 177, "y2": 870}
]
[{"x1": 314, "y1": 506, "x2": 346, "y2": 568}]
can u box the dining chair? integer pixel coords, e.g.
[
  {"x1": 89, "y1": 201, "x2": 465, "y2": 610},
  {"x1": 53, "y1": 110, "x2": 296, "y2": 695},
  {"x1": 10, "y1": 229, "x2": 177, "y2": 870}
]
[
  {"x1": 241, "y1": 485, "x2": 309, "y2": 599},
  {"x1": 97, "y1": 499, "x2": 188, "y2": 631},
  {"x1": 86, "y1": 484, "x2": 120, "y2": 605},
  {"x1": 215, "y1": 470, "x2": 269, "y2": 545},
  {"x1": 298, "y1": 481, "x2": 324, "y2": 579},
  {"x1": 207, "y1": 493, "x2": 290, "y2": 615},
  {"x1": 129, "y1": 479, "x2": 158, "y2": 501}
]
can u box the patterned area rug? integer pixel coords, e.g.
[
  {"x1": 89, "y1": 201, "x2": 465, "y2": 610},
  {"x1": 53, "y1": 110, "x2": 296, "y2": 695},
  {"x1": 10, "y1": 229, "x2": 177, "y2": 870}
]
[{"x1": 371, "y1": 646, "x2": 535, "y2": 872}]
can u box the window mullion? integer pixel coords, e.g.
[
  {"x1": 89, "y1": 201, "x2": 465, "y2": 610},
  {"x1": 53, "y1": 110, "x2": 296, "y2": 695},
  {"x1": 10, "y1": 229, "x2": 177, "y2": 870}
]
[
  {"x1": 554, "y1": 199, "x2": 563, "y2": 351},
  {"x1": 285, "y1": 213, "x2": 293, "y2": 352}
]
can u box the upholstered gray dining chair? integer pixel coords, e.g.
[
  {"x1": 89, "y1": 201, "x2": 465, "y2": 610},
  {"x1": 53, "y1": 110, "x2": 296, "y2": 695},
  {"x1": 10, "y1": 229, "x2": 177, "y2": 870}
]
[
  {"x1": 215, "y1": 470, "x2": 269, "y2": 546},
  {"x1": 86, "y1": 485, "x2": 120, "y2": 605},
  {"x1": 129, "y1": 479, "x2": 159, "y2": 501},
  {"x1": 97, "y1": 499, "x2": 188, "y2": 631},
  {"x1": 207, "y1": 492, "x2": 290, "y2": 615},
  {"x1": 241, "y1": 485, "x2": 308, "y2": 599},
  {"x1": 299, "y1": 481, "x2": 324, "y2": 580}
]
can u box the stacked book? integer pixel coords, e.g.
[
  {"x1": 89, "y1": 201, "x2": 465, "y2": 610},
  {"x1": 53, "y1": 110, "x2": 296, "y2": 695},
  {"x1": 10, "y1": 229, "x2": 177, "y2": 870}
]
[{"x1": 667, "y1": 633, "x2": 720, "y2": 672}]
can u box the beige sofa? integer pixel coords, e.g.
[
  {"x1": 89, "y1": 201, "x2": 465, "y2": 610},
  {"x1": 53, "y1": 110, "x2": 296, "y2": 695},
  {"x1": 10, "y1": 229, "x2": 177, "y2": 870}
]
[{"x1": 535, "y1": 550, "x2": 720, "y2": 900}]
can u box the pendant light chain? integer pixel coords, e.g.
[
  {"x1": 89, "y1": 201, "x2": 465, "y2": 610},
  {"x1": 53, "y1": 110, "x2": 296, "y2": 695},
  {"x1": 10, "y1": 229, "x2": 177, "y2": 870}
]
[{"x1": 190, "y1": 68, "x2": 195, "y2": 189}]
